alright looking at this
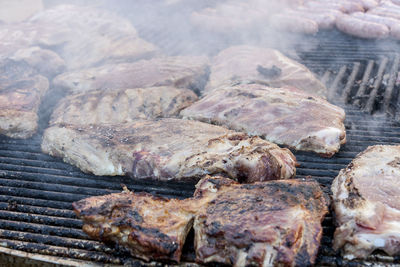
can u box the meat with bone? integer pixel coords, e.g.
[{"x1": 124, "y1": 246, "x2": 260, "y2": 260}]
[
  {"x1": 0, "y1": 59, "x2": 49, "y2": 139},
  {"x1": 335, "y1": 14, "x2": 390, "y2": 39},
  {"x1": 332, "y1": 145, "x2": 400, "y2": 259},
  {"x1": 53, "y1": 56, "x2": 209, "y2": 95},
  {"x1": 351, "y1": 12, "x2": 400, "y2": 39},
  {"x1": 181, "y1": 84, "x2": 346, "y2": 157},
  {"x1": 28, "y1": 5, "x2": 157, "y2": 70},
  {"x1": 269, "y1": 14, "x2": 319, "y2": 34},
  {"x1": 193, "y1": 176, "x2": 329, "y2": 266},
  {"x1": 73, "y1": 189, "x2": 205, "y2": 263},
  {"x1": 49, "y1": 86, "x2": 198, "y2": 126},
  {"x1": 41, "y1": 119, "x2": 296, "y2": 182},
  {"x1": 206, "y1": 45, "x2": 327, "y2": 97}
]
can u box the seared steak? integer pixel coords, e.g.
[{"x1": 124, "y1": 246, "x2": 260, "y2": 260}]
[
  {"x1": 181, "y1": 84, "x2": 346, "y2": 157},
  {"x1": 193, "y1": 176, "x2": 329, "y2": 266},
  {"x1": 41, "y1": 119, "x2": 296, "y2": 182},
  {"x1": 0, "y1": 59, "x2": 49, "y2": 138},
  {"x1": 53, "y1": 56, "x2": 209, "y2": 94},
  {"x1": 73, "y1": 189, "x2": 201, "y2": 263},
  {"x1": 206, "y1": 45, "x2": 327, "y2": 97},
  {"x1": 29, "y1": 5, "x2": 157, "y2": 69},
  {"x1": 50, "y1": 86, "x2": 198, "y2": 125},
  {"x1": 332, "y1": 145, "x2": 400, "y2": 259}
]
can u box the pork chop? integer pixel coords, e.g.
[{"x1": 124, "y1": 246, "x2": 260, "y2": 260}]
[
  {"x1": 332, "y1": 145, "x2": 400, "y2": 259},
  {"x1": 29, "y1": 5, "x2": 157, "y2": 69},
  {"x1": 73, "y1": 189, "x2": 203, "y2": 263},
  {"x1": 0, "y1": 59, "x2": 49, "y2": 138},
  {"x1": 49, "y1": 86, "x2": 198, "y2": 126},
  {"x1": 41, "y1": 119, "x2": 296, "y2": 182},
  {"x1": 205, "y1": 45, "x2": 327, "y2": 97},
  {"x1": 52, "y1": 56, "x2": 209, "y2": 95},
  {"x1": 193, "y1": 176, "x2": 329, "y2": 266},
  {"x1": 181, "y1": 84, "x2": 346, "y2": 157}
]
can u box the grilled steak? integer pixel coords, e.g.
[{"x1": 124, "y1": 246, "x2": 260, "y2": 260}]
[
  {"x1": 181, "y1": 84, "x2": 346, "y2": 157},
  {"x1": 0, "y1": 59, "x2": 49, "y2": 138},
  {"x1": 28, "y1": 5, "x2": 157, "y2": 69},
  {"x1": 49, "y1": 86, "x2": 198, "y2": 126},
  {"x1": 205, "y1": 45, "x2": 327, "y2": 97},
  {"x1": 332, "y1": 145, "x2": 400, "y2": 259},
  {"x1": 193, "y1": 176, "x2": 329, "y2": 266},
  {"x1": 73, "y1": 189, "x2": 203, "y2": 262},
  {"x1": 53, "y1": 56, "x2": 209, "y2": 95},
  {"x1": 41, "y1": 119, "x2": 296, "y2": 182}
]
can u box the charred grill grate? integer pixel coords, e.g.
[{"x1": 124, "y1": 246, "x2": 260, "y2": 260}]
[{"x1": 0, "y1": 107, "x2": 399, "y2": 266}]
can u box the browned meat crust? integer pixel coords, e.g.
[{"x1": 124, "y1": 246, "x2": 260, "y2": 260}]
[
  {"x1": 181, "y1": 84, "x2": 346, "y2": 157},
  {"x1": 0, "y1": 59, "x2": 49, "y2": 138},
  {"x1": 205, "y1": 45, "x2": 326, "y2": 97},
  {"x1": 49, "y1": 86, "x2": 198, "y2": 125},
  {"x1": 332, "y1": 145, "x2": 400, "y2": 259},
  {"x1": 73, "y1": 190, "x2": 203, "y2": 262},
  {"x1": 193, "y1": 176, "x2": 329, "y2": 266},
  {"x1": 53, "y1": 56, "x2": 209, "y2": 95},
  {"x1": 41, "y1": 119, "x2": 296, "y2": 182}
]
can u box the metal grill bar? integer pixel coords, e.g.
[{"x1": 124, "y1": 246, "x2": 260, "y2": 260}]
[{"x1": 365, "y1": 57, "x2": 389, "y2": 113}]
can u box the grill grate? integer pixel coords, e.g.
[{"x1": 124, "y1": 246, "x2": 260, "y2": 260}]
[{"x1": 0, "y1": 106, "x2": 400, "y2": 266}]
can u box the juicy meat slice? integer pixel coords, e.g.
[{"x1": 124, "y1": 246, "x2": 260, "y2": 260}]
[
  {"x1": 29, "y1": 5, "x2": 157, "y2": 69},
  {"x1": 41, "y1": 119, "x2": 296, "y2": 182},
  {"x1": 332, "y1": 145, "x2": 400, "y2": 259},
  {"x1": 0, "y1": 59, "x2": 49, "y2": 138},
  {"x1": 193, "y1": 176, "x2": 329, "y2": 266},
  {"x1": 181, "y1": 84, "x2": 346, "y2": 157},
  {"x1": 73, "y1": 190, "x2": 203, "y2": 262},
  {"x1": 206, "y1": 45, "x2": 327, "y2": 97},
  {"x1": 53, "y1": 56, "x2": 209, "y2": 94},
  {"x1": 49, "y1": 86, "x2": 198, "y2": 126}
]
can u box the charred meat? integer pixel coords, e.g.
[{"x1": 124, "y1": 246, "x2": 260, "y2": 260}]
[
  {"x1": 53, "y1": 56, "x2": 209, "y2": 95},
  {"x1": 0, "y1": 59, "x2": 49, "y2": 138},
  {"x1": 73, "y1": 190, "x2": 202, "y2": 262},
  {"x1": 41, "y1": 118, "x2": 296, "y2": 182},
  {"x1": 193, "y1": 176, "x2": 329, "y2": 266},
  {"x1": 181, "y1": 84, "x2": 346, "y2": 157},
  {"x1": 50, "y1": 86, "x2": 198, "y2": 125},
  {"x1": 332, "y1": 145, "x2": 400, "y2": 259},
  {"x1": 205, "y1": 45, "x2": 327, "y2": 97}
]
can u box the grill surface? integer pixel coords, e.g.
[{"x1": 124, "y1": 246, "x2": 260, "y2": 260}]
[{"x1": 2, "y1": 1, "x2": 400, "y2": 266}]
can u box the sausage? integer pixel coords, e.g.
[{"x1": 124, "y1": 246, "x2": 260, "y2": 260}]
[
  {"x1": 284, "y1": 10, "x2": 336, "y2": 29},
  {"x1": 368, "y1": 7, "x2": 400, "y2": 20},
  {"x1": 304, "y1": 0, "x2": 364, "y2": 13},
  {"x1": 390, "y1": 23, "x2": 400, "y2": 39},
  {"x1": 348, "y1": 0, "x2": 378, "y2": 10},
  {"x1": 269, "y1": 14, "x2": 319, "y2": 34},
  {"x1": 351, "y1": 12, "x2": 400, "y2": 29},
  {"x1": 335, "y1": 15, "x2": 389, "y2": 39}
]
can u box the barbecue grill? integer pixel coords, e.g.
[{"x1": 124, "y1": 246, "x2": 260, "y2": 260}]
[{"x1": 2, "y1": 1, "x2": 400, "y2": 266}]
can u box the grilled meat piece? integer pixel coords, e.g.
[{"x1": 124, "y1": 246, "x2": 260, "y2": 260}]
[
  {"x1": 193, "y1": 176, "x2": 329, "y2": 266},
  {"x1": 0, "y1": 59, "x2": 49, "y2": 138},
  {"x1": 53, "y1": 56, "x2": 209, "y2": 95},
  {"x1": 73, "y1": 190, "x2": 204, "y2": 262},
  {"x1": 206, "y1": 45, "x2": 326, "y2": 97},
  {"x1": 332, "y1": 145, "x2": 400, "y2": 259},
  {"x1": 182, "y1": 84, "x2": 346, "y2": 157},
  {"x1": 50, "y1": 86, "x2": 198, "y2": 126},
  {"x1": 269, "y1": 14, "x2": 319, "y2": 34},
  {"x1": 29, "y1": 5, "x2": 157, "y2": 70},
  {"x1": 41, "y1": 119, "x2": 296, "y2": 182}
]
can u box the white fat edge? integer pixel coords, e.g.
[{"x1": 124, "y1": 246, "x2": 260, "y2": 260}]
[
  {"x1": 263, "y1": 245, "x2": 277, "y2": 267},
  {"x1": 234, "y1": 249, "x2": 248, "y2": 267}
]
